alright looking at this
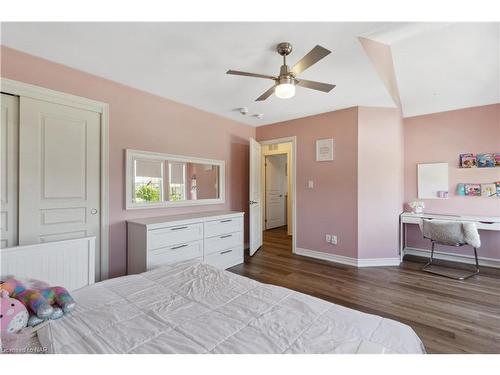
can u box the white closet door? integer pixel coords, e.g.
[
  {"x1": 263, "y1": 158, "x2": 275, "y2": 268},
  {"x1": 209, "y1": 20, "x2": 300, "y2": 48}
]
[
  {"x1": 0, "y1": 94, "x2": 19, "y2": 248},
  {"x1": 265, "y1": 154, "x2": 287, "y2": 229},
  {"x1": 18, "y1": 97, "x2": 101, "y2": 274}
]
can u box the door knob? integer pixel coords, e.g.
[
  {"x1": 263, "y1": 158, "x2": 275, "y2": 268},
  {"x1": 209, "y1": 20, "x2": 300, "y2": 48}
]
[
  {"x1": 249, "y1": 200, "x2": 258, "y2": 205},
  {"x1": 90, "y1": 208, "x2": 98, "y2": 215}
]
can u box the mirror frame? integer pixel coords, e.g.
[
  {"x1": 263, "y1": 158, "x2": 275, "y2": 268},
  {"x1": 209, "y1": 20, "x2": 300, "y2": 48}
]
[{"x1": 125, "y1": 149, "x2": 225, "y2": 209}]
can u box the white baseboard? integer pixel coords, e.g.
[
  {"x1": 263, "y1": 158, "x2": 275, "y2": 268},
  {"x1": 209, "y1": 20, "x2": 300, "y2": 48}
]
[
  {"x1": 295, "y1": 247, "x2": 400, "y2": 268},
  {"x1": 404, "y1": 247, "x2": 500, "y2": 269},
  {"x1": 357, "y1": 257, "x2": 401, "y2": 267}
]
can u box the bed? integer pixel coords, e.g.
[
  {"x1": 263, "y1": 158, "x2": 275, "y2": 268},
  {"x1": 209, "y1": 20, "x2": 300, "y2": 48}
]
[
  {"x1": 37, "y1": 260, "x2": 424, "y2": 354},
  {"x1": 1, "y1": 238, "x2": 425, "y2": 354}
]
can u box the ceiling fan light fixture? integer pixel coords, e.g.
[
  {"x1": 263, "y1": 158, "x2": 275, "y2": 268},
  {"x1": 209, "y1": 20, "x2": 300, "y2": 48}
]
[
  {"x1": 226, "y1": 43, "x2": 334, "y2": 101},
  {"x1": 275, "y1": 78, "x2": 296, "y2": 99}
]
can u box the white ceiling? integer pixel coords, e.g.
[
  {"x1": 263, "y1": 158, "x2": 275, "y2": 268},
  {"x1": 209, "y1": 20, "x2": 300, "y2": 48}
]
[
  {"x1": 1, "y1": 22, "x2": 498, "y2": 125},
  {"x1": 388, "y1": 22, "x2": 499, "y2": 117}
]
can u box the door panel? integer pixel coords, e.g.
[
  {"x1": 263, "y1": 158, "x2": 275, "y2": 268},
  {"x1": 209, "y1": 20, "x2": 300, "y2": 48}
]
[
  {"x1": 266, "y1": 154, "x2": 287, "y2": 229},
  {"x1": 18, "y1": 97, "x2": 101, "y2": 275},
  {"x1": 249, "y1": 138, "x2": 262, "y2": 256},
  {"x1": 42, "y1": 116, "x2": 87, "y2": 199},
  {"x1": 0, "y1": 94, "x2": 19, "y2": 248}
]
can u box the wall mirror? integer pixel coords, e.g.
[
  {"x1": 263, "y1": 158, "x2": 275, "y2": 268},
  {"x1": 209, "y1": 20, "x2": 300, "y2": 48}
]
[
  {"x1": 126, "y1": 149, "x2": 225, "y2": 209},
  {"x1": 417, "y1": 162, "x2": 449, "y2": 199}
]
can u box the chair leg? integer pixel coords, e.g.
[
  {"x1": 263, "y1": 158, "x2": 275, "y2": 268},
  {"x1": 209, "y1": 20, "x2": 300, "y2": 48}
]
[
  {"x1": 473, "y1": 247, "x2": 480, "y2": 273},
  {"x1": 422, "y1": 243, "x2": 479, "y2": 280},
  {"x1": 457, "y1": 247, "x2": 480, "y2": 280},
  {"x1": 422, "y1": 242, "x2": 435, "y2": 271}
]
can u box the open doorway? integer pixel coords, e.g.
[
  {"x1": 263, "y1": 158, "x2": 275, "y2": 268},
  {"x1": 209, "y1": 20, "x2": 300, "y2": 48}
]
[
  {"x1": 261, "y1": 138, "x2": 295, "y2": 253},
  {"x1": 248, "y1": 136, "x2": 296, "y2": 257}
]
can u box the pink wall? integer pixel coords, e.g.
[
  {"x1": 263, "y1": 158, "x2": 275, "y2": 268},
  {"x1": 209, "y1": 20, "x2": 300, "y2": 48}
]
[
  {"x1": 1, "y1": 46, "x2": 255, "y2": 277},
  {"x1": 257, "y1": 107, "x2": 359, "y2": 258},
  {"x1": 257, "y1": 106, "x2": 405, "y2": 260},
  {"x1": 358, "y1": 107, "x2": 404, "y2": 259},
  {"x1": 404, "y1": 104, "x2": 500, "y2": 259},
  {"x1": 357, "y1": 38, "x2": 406, "y2": 260}
]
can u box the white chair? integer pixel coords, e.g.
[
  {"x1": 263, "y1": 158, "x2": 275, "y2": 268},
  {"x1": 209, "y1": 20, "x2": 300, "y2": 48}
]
[{"x1": 420, "y1": 219, "x2": 480, "y2": 280}]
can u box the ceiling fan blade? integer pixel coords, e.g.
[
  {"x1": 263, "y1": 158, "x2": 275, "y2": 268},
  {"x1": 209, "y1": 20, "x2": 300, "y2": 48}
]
[
  {"x1": 226, "y1": 70, "x2": 276, "y2": 80},
  {"x1": 296, "y1": 79, "x2": 336, "y2": 93},
  {"x1": 291, "y1": 45, "x2": 331, "y2": 75},
  {"x1": 256, "y1": 85, "x2": 277, "y2": 101}
]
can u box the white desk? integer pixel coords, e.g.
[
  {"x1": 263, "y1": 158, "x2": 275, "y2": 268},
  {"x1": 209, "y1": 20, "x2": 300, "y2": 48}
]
[{"x1": 399, "y1": 212, "x2": 500, "y2": 261}]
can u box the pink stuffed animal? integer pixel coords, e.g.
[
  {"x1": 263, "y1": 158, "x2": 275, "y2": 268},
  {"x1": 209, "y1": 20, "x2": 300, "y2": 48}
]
[{"x1": 0, "y1": 290, "x2": 29, "y2": 334}]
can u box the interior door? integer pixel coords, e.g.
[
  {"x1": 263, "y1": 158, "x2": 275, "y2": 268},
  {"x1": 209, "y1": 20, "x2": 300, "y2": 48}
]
[
  {"x1": 249, "y1": 138, "x2": 262, "y2": 256},
  {"x1": 18, "y1": 97, "x2": 101, "y2": 275},
  {"x1": 0, "y1": 94, "x2": 19, "y2": 248},
  {"x1": 265, "y1": 154, "x2": 287, "y2": 229}
]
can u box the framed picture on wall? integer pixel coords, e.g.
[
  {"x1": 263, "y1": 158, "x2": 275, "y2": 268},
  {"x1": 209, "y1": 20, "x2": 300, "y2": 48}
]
[{"x1": 316, "y1": 138, "x2": 334, "y2": 161}]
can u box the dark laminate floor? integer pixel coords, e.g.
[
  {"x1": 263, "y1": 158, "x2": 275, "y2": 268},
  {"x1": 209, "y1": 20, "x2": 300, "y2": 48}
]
[{"x1": 228, "y1": 226, "x2": 500, "y2": 354}]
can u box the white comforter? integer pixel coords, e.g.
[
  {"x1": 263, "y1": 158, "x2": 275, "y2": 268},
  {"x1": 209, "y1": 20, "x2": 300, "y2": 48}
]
[{"x1": 39, "y1": 261, "x2": 425, "y2": 354}]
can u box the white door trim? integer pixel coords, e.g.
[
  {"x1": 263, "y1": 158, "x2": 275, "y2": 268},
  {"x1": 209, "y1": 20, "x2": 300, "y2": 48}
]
[
  {"x1": 1, "y1": 78, "x2": 110, "y2": 281},
  {"x1": 259, "y1": 136, "x2": 297, "y2": 254}
]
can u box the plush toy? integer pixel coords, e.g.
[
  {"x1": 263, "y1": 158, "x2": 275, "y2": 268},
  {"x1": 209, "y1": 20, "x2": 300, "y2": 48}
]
[
  {"x1": 0, "y1": 279, "x2": 76, "y2": 326},
  {"x1": 0, "y1": 290, "x2": 29, "y2": 334}
]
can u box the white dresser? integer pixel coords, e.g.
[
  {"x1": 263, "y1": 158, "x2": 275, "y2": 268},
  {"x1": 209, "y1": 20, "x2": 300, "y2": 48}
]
[{"x1": 127, "y1": 211, "x2": 244, "y2": 274}]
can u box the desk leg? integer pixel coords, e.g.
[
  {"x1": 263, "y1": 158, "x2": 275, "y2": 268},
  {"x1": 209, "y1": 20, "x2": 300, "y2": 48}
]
[{"x1": 399, "y1": 221, "x2": 405, "y2": 262}]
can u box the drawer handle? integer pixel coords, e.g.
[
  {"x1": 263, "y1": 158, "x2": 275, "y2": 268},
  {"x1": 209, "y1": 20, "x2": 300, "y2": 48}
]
[
  {"x1": 220, "y1": 249, "x2": 233, "y2": 255},
  {"x1": 220, "y1": 234, "x2": 232, "y2": 239},
  {"x1": 171, "y1": 244, "x2": 188, "y2": 250},
  {"x1": 171, "y1": 226, "x2": 188, "y2": 231},
  {"x1": 479, "y1": 221, "x2": 494, "y2": 224},
  {"x1": 220, "y1": 219, "x2": 232, "y2": 223}
]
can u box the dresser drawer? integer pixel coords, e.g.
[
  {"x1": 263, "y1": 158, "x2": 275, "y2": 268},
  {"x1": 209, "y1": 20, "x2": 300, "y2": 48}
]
[
  {"x1": 205, "y1": 231, "x2": 243, "y2": 255},
  {"x1": 204, "y1": 246, "x2": 243, "y2": 270},
  {"x1": 147, "y1": 240, "x2": 203, "y2": 269},
  {"x1": 148, "y1": 223, "x2": 203, "y2": 250},
  {"x1": 204, "y1": 216, "x2": 243, "y2": 238}
]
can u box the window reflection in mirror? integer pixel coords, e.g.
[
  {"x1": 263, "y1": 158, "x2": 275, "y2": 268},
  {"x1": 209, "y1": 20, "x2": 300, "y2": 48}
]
[
  {"x1": 127, "y1": 150, "x2": 224, "y2": 209},
  {"x1": 168, "y1": 161, "x2": 186, "y2": 201},
  {"x1": 133, "y1": 159, "x2": 163, "y2": 203},
  {"x1": 166, "y1": 162, "x2": 220, "y2": 201}
]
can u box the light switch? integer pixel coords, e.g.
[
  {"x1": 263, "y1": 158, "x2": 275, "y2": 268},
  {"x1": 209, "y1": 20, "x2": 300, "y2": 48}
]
[{"x1": 308, "y1": 180, "x2": 314, "y2": 189}]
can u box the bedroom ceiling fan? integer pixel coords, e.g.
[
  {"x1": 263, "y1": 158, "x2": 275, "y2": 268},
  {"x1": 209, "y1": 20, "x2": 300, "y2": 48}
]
[{"x1": 226, "y1": 42, "x2": 336, "y2": 101}]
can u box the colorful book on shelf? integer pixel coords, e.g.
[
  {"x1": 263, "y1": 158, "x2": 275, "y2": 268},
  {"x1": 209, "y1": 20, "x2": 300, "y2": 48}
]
[
  {"x1": 457, "y1": 183, "x2": 466, "y2": 196},
  {"x1": 495, "y1": 153, "x2": 500, "y2": 167},
  {"x1": 496, "y1": 181, "x2": 500, "y2": 197},
  {"x1": 481, "y1": 183, "x2": 496, "y2": 197},
  {"x1": 459, "y1": 153, "x2": 475, "y2": 168},
  {"x1": 476, "y1": 153, "x2": 495, "y2": 168},
  {"x1": 464, "y1": 183, "x2": 481, "y2": 196}
]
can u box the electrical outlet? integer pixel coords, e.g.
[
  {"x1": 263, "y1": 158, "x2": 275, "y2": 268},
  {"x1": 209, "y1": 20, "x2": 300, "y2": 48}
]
[
  {"x1": 325, "y1": 234, "x2": 331, "y2": 243},
  {"x1": 331, "y1": 235, "x2": 337, "y2": 245}
]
